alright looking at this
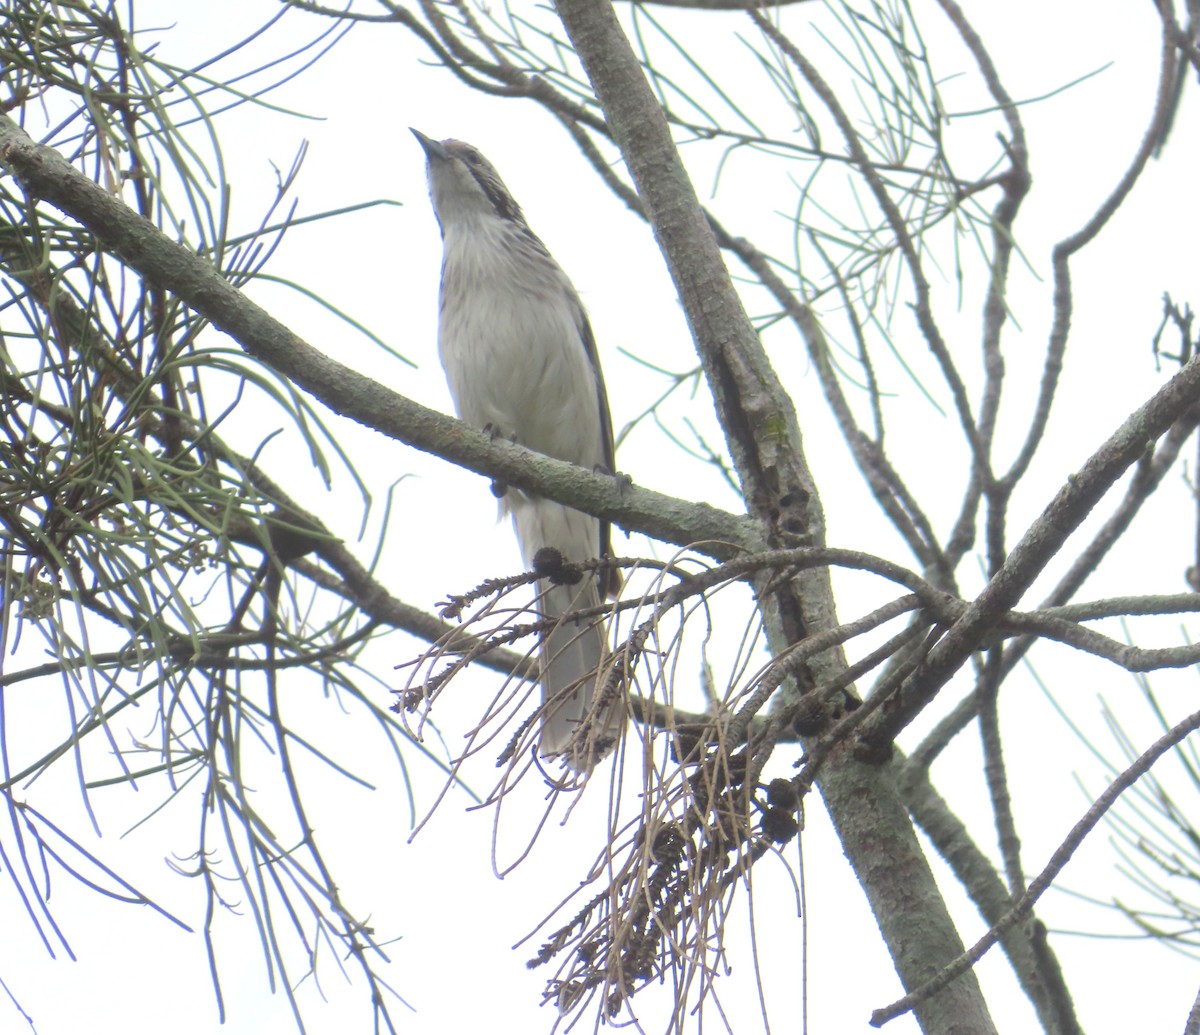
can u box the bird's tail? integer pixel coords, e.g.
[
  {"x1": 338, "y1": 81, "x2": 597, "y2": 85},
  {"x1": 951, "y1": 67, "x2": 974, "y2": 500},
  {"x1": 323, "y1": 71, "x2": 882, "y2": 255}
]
[{"x1": 511, "y1": 497, "x2": 623, "y2": 769}]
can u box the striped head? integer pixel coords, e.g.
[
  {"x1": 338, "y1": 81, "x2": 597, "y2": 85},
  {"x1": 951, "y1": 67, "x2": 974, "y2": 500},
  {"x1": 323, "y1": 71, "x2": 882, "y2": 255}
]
[{"x1": 412, "y1": 130, "x2": 530, "y2": 236}]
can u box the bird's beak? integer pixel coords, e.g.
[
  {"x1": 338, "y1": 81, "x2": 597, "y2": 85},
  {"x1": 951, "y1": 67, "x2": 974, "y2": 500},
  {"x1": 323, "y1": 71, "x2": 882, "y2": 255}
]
[{"x1": 411, "y1": 128, "x2": 449, "y2": 161}]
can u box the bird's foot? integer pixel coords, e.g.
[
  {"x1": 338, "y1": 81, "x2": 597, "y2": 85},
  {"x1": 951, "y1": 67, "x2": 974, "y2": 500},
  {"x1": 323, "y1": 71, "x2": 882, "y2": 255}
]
[
  {"x1": 594, "y1": 462, "x2": 633, "y2": 495},
  {"x1": 481, "y1": 423, "x2": 518, "y2": 498}
]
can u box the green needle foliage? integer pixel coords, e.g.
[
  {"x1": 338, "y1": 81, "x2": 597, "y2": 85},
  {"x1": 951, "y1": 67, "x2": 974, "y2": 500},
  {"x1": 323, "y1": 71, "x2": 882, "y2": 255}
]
[{"x1": 0, "y1": 4, "x2": 416, "y2": 1029}]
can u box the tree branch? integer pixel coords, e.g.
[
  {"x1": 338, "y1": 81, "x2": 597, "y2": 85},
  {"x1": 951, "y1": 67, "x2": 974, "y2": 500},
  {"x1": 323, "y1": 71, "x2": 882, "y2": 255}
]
[
  {"x1": 0, "y1": 114, "x2": 749, "y2": 558},
  {"x1": 551, "y1": 2, "x2": 998, "y2": 1031},
  {"x1": 876, "y1": 702, "x2": 1200, "y2": 1026},
  {"x1": 864, "y1": 342, "x2": 1200, "y2": 746}
]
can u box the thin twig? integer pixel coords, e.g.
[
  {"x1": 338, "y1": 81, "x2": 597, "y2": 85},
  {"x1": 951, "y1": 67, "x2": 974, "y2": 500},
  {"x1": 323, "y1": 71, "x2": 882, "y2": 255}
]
[{"x1": 874, "y1": 703, "x2": 1200, "y2": 1026}]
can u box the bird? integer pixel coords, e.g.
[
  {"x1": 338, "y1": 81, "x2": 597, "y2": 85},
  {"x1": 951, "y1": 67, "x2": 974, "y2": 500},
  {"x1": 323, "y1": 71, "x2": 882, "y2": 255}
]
[{"x1": 413, "y1": 129, "x2": 623, "y2": 770}]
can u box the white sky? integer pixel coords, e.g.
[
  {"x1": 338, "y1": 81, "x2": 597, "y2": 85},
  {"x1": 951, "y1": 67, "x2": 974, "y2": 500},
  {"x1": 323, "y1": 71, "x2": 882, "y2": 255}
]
[{"x1": 2, "y1": 1, "x2": 1199, "y2": 1033}]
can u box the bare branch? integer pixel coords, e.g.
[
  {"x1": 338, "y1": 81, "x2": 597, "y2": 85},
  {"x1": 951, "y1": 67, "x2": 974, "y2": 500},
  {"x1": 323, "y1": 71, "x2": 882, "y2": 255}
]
[
  {"x1": 0, "y1": 114, "x2": 749, "y2": 556},
  {"x1": 864, "y1": 343, "x2": 1200, "y2": 746},
  {"x1": 875, "y1": 703, "x2": 1200, "y2": 1026},
  {"x1": 1005, "y1": 14, "x2": 1179, "y2": 487}
]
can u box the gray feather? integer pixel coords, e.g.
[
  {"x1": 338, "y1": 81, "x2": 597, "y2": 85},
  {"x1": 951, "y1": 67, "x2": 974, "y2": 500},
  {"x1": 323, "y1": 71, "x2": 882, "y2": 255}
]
[{"x1": 415, "y1": 130, "x2": 624, "y2": 769}]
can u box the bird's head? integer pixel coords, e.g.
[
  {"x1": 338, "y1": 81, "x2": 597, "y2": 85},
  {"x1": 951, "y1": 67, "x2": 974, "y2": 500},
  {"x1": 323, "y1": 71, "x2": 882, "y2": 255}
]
[{"x1": 411, "y1": 129, "x2": 527, "y2": 234}]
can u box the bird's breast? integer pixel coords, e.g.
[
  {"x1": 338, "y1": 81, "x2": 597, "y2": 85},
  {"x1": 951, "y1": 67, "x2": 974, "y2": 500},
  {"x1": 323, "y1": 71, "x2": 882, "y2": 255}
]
[{"x1": 437, "y1": 227, "x2": 604, "y2": 471}]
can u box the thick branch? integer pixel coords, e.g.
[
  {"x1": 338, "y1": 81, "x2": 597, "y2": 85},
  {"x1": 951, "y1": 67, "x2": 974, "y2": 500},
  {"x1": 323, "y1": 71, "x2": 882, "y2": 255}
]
[
  {"x1": 865, "y1": 346, "x2": 1200, "y2": 745},
  {"x1": 551, "y1": 2, "x2": 997, "y2": 1032},
  {"x1": 0, "y1": 114, "x2": 749, "y2": 558}
]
